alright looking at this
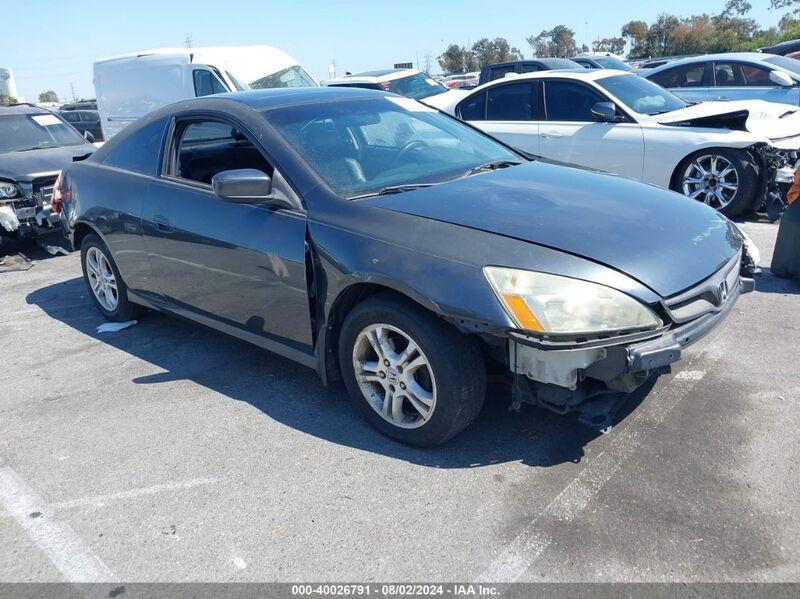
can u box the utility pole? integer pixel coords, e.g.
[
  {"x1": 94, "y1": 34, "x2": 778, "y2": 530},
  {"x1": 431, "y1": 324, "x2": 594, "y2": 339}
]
[
  {"x1": 185, "y1": 34, "x2": 193, "y2": 49},
  {"x1": 423, "y1": 53, "x2": 432, "y2": 75},
  {"x1": 70, "y1": 82, "x2": 75, "y2": 101},
  {"x1": 329, "y1": 59, "x2": 336, "y2": 79}
]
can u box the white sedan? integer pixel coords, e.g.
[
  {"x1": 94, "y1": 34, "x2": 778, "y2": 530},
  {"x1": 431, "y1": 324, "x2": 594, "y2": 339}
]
[{"x1": 424, "y1": 69, "x2": 799, "y2": 215}]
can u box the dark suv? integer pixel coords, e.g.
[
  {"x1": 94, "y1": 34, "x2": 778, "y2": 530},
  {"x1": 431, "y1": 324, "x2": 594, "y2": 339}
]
[
  {"x1": 0, "y1": 104, "x2": 93, "y2": 241},
  {"x1": 478, "y1": 58, "x2": 581, "y2": 85},
  {"x1": 59, "y1": 109, "x2": 103, "y2": 141}
]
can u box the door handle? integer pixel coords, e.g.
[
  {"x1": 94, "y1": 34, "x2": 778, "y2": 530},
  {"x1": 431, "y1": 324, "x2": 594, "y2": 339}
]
[
  {"x1": 712, "y1": 96, "x2": 729, "y2": 101},
  {"x1": 153, "y1": 215, "x2": 173, "y2": 234},
  {"x1": 540, "y1": 130, "x2": 563, "y2": 138}
]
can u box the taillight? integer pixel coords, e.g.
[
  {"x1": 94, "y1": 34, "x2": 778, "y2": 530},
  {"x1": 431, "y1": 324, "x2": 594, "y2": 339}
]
[{"x1": 51, "y1": 171, "x2": 64, "y2": 214}]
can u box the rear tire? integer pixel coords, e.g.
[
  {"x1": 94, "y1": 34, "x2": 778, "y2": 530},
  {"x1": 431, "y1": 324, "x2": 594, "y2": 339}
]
[
  {"x1": 338, "y1": 294, "x2": 486, "y2": 447},
  {"x1": 672, "y1": 148, "x2": 758, "y2": 216},
  {"x1": 80, "y1": 233, "x2": 138, "y2": 322}
]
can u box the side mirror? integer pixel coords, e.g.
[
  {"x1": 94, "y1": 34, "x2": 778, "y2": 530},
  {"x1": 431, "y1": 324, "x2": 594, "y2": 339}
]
[
  {"x1": 212, "y1": 169, "x2": 273, "y2": 203},
  {"x1": 769, "y1": 70, "x2": 795, "y2": 87},
  {"x1": 591, "y1": 101, "x2": 622, "y2": 122},
  {"x1": 83, "y1": 131, "x2": 95, "y2": 143}
]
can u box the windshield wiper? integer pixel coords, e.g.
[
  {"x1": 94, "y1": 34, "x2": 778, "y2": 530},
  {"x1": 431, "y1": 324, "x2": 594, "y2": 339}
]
[
  {"x1": 459, "y1": 160, "x2": 522, "y2": 178},
  {"x1": 14, "y1": 143, "x2": 56, "y2": 152},
  {"x1": 349, "y1": 183, "x2": 434, "y2": 200}
]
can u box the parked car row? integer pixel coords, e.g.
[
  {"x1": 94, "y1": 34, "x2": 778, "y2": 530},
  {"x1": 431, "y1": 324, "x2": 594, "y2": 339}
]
[
  {"x1": 425, "y1": 67, "x2": 798, "y2": 215},
  {"x1": 2, "y1": 44, "x2": 794, "y2": 446}
]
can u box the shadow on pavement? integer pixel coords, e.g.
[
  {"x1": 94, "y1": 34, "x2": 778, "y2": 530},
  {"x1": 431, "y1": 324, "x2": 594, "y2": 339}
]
[
  {"x1": 27, "y1": 277, "x2": 655, "y2": 470},
  {"x1": 754, "y1": 270, "x2": 800, "y2": 296}
]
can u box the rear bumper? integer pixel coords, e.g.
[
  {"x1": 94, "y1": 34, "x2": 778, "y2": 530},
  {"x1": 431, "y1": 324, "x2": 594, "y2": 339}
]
[{"x1": 508, "y1": 275, "x2": 753, "y2": 395}]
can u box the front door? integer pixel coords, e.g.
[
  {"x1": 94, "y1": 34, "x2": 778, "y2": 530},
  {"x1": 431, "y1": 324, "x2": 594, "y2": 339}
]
[
  {"x1": 537, "y1": 79, "x2": 644, "y2": 180},
  {"x1": 141, "y1": 117, "x2": 314, "y2": 351}
]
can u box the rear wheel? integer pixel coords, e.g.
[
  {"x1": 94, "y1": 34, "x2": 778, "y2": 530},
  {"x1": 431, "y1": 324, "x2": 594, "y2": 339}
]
[
  {"x1": 673, "y1": 149, "x2": 758, "y2": 216},
  {"x1": 81, "y1": 233, "x2": 137, "y2": 321},
  {"x1": 339, "y1": 295, "x2": 486, "y2": 447}
]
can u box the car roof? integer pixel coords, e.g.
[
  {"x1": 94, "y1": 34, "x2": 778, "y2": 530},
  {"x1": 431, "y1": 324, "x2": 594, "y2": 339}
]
[
  {"x1": 179, "y1": 86, "x2": 393, "y2": 111},
  {"x1": 0, "y1": 104, "x2": 53, "y2": 116},
  {"x1": 324, "y1": 68, "x2": 420, "y2": 85},
  {"x1": 760, "y1": 38, "x2": 800, "y2": 53},
  {"x1": 647, "y1": 52, "x2": 778, "y2": 73},
  {"x1": 472, "y1": 68, "x2": 629, "y2": 89}
]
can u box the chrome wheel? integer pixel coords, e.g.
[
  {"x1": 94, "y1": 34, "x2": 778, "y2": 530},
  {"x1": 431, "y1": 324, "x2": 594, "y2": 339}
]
[
  {"x1": 352, "y1": 323, "x2": 437, "y2": 429},
  {"x1": 682, "y1": 154, "x2": 739, "y2": 210},
  {"x1": 85, "y1": 246, "x2": 119, "y2": 312}
]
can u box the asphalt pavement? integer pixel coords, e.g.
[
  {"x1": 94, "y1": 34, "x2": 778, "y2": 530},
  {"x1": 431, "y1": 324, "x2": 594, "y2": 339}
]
[{"x1": 1, "y1": 218, "x2": 798, "y2": 583}]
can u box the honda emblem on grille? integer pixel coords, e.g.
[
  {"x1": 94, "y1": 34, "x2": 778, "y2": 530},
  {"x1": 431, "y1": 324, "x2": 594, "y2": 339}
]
[{"x1": 717, "y1": 280, "x2": 729, "y2": 304}]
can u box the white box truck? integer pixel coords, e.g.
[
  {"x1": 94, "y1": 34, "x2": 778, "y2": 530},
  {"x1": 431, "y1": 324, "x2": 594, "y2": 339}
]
[{"x1": 93, "y1": 45, "x2": 317, "y2": 139}]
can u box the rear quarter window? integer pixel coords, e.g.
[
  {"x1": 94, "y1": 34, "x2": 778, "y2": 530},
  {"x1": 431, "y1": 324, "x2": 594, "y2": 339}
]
[{"x1": 102, "y1": 118, "x2": 168, "y2": 176}]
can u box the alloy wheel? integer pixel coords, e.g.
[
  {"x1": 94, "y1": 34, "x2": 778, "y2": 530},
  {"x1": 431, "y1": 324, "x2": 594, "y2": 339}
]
[
  {"x1": 352, "y1": 323, "x2": 437, "y2": 429},
  {"x1": 85, "y1": 246, "x2": 119, "y2": 311},
  {"x1": 682, "y1": 154, "x2": 739, "y2": 210}
]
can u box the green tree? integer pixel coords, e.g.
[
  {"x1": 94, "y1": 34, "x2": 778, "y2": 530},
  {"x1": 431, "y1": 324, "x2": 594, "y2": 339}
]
[
  {"x1": 471, "y1": 37, "x2": 523, "y2": 67},
  {"x1": 0, "y1": 93, "x2": 18, "y2": 106},
  {"x1": 647, "y1": 14, "x2": 681, "y2": 56},
  {"x1": 771, "y1": 0, "x2": 800, "y2": 14},
  {"x1": 38, "y1": 90, "x2": 58, "y2": 103},
  {"x1": 527, "y1": 25, "x2": 577, "y2": 57},
  {"x1": 592, "y1": 37, "x2": 626, "y2": 54},
  {"x1": 437, "y1": 44, "x2": 468, "y2": 75},
  {"x1": 622, "y1": 20, "x2": 651, "y2": 58}
]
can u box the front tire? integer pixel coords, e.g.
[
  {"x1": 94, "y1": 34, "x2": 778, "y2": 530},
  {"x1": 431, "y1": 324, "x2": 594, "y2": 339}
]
[
  {"x1": 339, "y1": 294, "x2": 486, "y2": 447},
  {"x1": 81, "y1": 233, "x2": 138, "y2": 322},
  {"x1": 672, "y1": 149, "x2": 758, "y2": 216}
]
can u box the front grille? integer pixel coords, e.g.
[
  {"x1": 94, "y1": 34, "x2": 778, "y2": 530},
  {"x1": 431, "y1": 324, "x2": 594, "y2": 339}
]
[
  {"x1": 662, "y1": 251, "x2": 741, "y2": 324},
  {"x1": 32, "y1": 176, "x2": 57, "y2": 207}
]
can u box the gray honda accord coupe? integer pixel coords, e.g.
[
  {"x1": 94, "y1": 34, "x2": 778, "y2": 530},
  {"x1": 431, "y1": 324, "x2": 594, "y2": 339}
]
[{"x1": 55, "y1": 87, "x2": 753, "y2": 446}]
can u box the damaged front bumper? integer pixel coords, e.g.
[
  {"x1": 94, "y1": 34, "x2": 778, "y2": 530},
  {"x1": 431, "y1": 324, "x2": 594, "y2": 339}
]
[
  {"x1": 506, "y1": 264, "x2": 753, "y2": 415},
  {"x1": 0, "y1": 176, "x2": 62, "y2": 240},
  {"x1": 754, "y1": 144, "x2": 798, "y2": 214}
]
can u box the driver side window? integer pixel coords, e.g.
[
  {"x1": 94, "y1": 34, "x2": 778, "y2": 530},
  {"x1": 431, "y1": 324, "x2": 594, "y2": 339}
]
[
  {"x1": 169, "y1": 119, "x2": 273, "y2": 186},
  {"x1": 193, "y1": 69, "x2": 228, "y2": 97},
  {"x1": 544, "y1": 81, "x2": 606, "y2": 122}
]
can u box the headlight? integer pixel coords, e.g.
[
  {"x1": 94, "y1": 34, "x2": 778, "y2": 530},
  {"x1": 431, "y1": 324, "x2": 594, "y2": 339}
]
[
  {"x1": 484, "y1": 266, "x2": 661, "y2": 335},
  {"x1": 0, "y1": 181, "x2": 18, "y2": 199}
]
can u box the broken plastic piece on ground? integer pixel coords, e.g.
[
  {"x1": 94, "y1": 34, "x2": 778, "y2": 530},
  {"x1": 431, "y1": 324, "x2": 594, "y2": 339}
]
[
  {"x1": 0, "y1": 253, "x2": 33, "y2": 273},
  {"x1": 96, "y1": 320, "x2": 137, "y2": 334},
  {"x1": 36, "y1": 238, "x2": 70, "y2": 256}
]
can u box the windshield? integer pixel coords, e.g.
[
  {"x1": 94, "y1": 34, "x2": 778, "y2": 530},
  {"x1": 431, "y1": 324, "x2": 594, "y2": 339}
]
[
  {"x1": 596, "y1": 73, "x2": 689, "y2": 115},
  {"x1": 593, "y1": 56, "x2": 633, "y2": 71},
  {"x1": 0, "y1": 113, "x2": 86, "y2": 153},
  {"x1": 763, "y1": 55, "x2": 800, "y2": 77},
  {"x1": 265, "y1": 96, "x2": 520, "y2": 198},
  {"x1": 249, "y1": 65, "x2": 317, "y2": 89},
  {"x1": 384, "y1": 73, "x2": 447, "y2": 99}
]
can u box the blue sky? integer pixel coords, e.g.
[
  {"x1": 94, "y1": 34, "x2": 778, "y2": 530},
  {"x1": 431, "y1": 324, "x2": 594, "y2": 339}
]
[{"x1": 2, "y1": 0, "x2": 788, "y2": 101}]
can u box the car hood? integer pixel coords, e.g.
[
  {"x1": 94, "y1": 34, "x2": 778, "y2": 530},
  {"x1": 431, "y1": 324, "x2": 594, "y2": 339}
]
[
  {"x1": 654, "y1": 100, "x2": 800, "y2": 149},
  {"x1": 0, "y1": 144, "x2": 93, "y2": 182},
  {"x1": 367, "y1": 162, "x2": 742, "y2": 298},
  {"x1": 420, "y1": 89, "x2": 469, "y2": 114}
]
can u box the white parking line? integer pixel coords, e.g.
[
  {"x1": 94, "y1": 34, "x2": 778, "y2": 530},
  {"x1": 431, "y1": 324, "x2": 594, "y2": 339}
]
[
  {"x1": 50, "y1": 478, "x2": 217, "y2": 509},
  {"x1": 476, "y1": 369, "x2": 707, "y2": 583},
  {"x1": 0, "y1": 460, "x2": 113, "y2": 582}
]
